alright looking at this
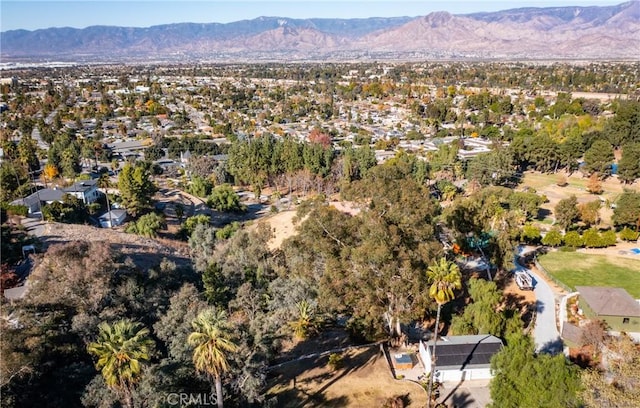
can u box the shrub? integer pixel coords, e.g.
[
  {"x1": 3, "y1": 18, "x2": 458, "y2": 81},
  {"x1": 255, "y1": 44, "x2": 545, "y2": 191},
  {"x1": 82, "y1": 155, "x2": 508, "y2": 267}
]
[
  {"x1": 583, "y1": 228, "x2": 605, "y2": 248},
  {"x1": 563, "y1": 231, "x2": 584, "y2": 248},
  {"x1": 383, "y1": 396, "x2": 406, "y2": 408},
  {"x1": 619, "y1": 227, "x2": 639, "y2": 242},
  {"x1": 126, "y1": 212, "x2": 166, "y2": 238},
  {"x1": 179, "y1": 214, "x2": 211, "y2": 240},
  {"x1": 559, "y1": 246, "x2": 577, "y2": 252},
  {"x1": 328, "y1": 353, "x2": 344, "y2": 371},
  {"x1": 601, "y1": 230, "x2": 617, "y2": 246},
  {"x1": 215, "y1": 221, "x2": 240, "y2": 240},
  {"x1": 542, "y1": 229, "x2": 562, "y2": 247},
  {"x1": 557, "y1": 174, "x2": 568, "y2": 187},
  {"x1": 521, "y1": 223, "x2": 541, "y2": 244},
  {"x1": 3, "y1": 204, "x2": 28, "y2": 217},
  {"x1": 187, "y1": 175, "x2": 213, "y2": 198},
  {"x1": 207, "y1": 184, "x2": 246, "y2": 212}
]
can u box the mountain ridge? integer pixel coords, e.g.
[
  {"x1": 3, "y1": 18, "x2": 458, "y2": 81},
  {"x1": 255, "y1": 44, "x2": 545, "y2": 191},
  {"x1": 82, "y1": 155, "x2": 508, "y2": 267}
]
[{"x1": 1, "y1": 2, "x2": 638, "y2": 61}]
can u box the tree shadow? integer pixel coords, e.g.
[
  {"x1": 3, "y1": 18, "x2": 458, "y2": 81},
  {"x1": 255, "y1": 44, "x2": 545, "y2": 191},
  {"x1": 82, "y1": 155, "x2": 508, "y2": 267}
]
[
  {"x1": 569, "y1": 348, "x2": 596, "y2": 369},
  {"x1": 210, "y1": 203, "x2": 269, "y2": 227},
  {"x1": 450, "y1": 389, "x2": 476, "y2": 408},
  {"x1": 270, "y1": 327, "x2": 355, "y2": 366},
  {"x1": 310, "y1": 346, "x2": 379, "y2": 397},
  {"x1": 267, "y1": 326, "x2": 374, "y2": 396},
  {"x1": 503, "y1": 292, "x2": 528, "y2": 310},
  {"x1": 536, "y1": 208, "x2": 552, "y2": 221},
  {"x1": 36, "y1": 234, "x2": 63, "y2": 250},
  {"x1": 267, "y1": 346, "x2": 381, "y2": 408},
  {"x1": 537, "y1": 337, "x2": 564, "y2": 355},
  {"x1": 441, "y1": 379, "x2": 465, "y2": 404}
]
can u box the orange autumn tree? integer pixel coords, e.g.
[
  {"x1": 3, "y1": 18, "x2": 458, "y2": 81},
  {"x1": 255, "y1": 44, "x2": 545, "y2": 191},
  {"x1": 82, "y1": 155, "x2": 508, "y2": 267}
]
[{"x1": 42, "y1": 163, "x2": 59, "y2": 184}]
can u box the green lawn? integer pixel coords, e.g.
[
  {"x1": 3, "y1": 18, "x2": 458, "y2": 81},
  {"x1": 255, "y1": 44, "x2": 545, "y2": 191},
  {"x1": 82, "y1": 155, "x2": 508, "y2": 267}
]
[{"x1": 538, "y1": 252, "x2": 640, "y2": 298}]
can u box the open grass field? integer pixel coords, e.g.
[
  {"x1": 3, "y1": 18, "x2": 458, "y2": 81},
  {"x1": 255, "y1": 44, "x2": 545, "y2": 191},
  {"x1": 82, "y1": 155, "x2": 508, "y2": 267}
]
[
  {"x1": 538, "y1": 251, "x2": 640, "y2": 297},
  {"x1": 267, "y1": 347, "x2": 428, "y2": 407}
]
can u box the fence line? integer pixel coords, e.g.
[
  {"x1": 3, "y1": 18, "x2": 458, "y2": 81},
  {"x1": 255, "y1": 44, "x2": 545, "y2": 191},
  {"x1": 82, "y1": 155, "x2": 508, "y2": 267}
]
[
  {"x1": 534, "y1": 259, "x2": 573, "y2": 293},
  {"x1": 267, "y1": 341, "x2": 384, "y2": 371}
]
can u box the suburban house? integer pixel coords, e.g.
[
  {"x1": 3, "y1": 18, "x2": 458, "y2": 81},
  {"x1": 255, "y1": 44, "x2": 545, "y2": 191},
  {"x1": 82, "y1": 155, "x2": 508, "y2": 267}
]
[
  {"x1": 575, "y1": 286, "x2": 640, "y2": 332},
  {"x1": 98, "y1": 209, "x2": 127, "y2": 228},
  {"x1": 11, "y1": 179, "x2": 101, "y2": 215},
  {"x1": 65, "y1": 180, "x2": 100, "y2": 204},
  {"x1": 419, "y1": 334, "x2": 503, "y2": 382}
]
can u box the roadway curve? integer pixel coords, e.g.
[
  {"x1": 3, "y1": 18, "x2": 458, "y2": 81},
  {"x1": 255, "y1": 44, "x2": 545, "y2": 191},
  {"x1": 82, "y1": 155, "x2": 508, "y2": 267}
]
[{"x1": 515, "y1": 246, "x2": 563, "y2": 354}]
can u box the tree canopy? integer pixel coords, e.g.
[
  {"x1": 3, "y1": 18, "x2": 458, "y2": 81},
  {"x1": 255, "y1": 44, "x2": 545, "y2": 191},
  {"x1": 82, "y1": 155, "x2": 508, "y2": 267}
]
[
  {"x1": 489, "y1": 334, "x2": 581, "y2": 408},
  {"x1": 117, "y1": 161, "x2": 157, "y2": 217}
]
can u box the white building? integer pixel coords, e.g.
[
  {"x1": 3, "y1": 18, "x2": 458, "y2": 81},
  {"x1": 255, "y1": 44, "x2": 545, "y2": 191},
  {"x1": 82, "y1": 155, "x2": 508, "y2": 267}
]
[
  {"x1": 419, "y1": 334, "x2": 503, "y2": 382},
  {"x1": 99, "y1": 209, "x2": 127, "y2": 228}
]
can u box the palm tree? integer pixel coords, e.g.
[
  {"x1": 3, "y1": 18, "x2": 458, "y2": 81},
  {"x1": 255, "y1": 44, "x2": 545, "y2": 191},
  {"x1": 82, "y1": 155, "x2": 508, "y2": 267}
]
[
  {"x1": 426, "y1": 257, "x2": 462, "y2": 407},
  {"x1": 87, "y1": 320, "x2": 154, "y2": 408},
  {"x1": 188, "y1": 309, "x2": 239, "y2": 408},
  {"x1": 290, "y1": 299, "x2": 317, "y2": 340}
]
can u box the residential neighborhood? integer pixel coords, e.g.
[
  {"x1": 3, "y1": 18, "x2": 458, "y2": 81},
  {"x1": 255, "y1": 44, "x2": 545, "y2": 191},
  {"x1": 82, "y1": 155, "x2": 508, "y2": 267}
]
[{"x1": 1, "y1": 16, "x2": 640, "y2": 408}]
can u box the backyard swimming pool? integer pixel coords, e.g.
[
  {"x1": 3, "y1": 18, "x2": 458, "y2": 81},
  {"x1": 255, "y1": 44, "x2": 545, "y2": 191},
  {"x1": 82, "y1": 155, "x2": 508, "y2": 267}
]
[{"x1": 631, "y1": 248, "x2": 640, "y2": 255}]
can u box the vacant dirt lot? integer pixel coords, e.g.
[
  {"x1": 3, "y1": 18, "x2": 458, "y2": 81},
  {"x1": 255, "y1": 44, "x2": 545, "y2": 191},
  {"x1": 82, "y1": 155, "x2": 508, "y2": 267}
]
[
  {"x1": 33, "y1": 220, "x2": 191, "y2": 270},
  {"x1": 267, "y1": 346, "x2": 428, "y2": 408},
  {"x1": 254, "y1": 210, "x2": 299, "y2": 250}
]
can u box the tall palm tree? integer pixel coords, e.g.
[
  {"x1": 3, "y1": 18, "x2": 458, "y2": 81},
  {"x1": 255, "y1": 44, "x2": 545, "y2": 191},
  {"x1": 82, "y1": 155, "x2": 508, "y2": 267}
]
[
  {"x1": 426, "y1": 257, "x2": 462, "y2": 407},
  {"x1": 87, "y1": 320, "x2": 154, "y2": 408},
  {"x1": 188, "y1": 309, "x2": 239, "y2": 408}
]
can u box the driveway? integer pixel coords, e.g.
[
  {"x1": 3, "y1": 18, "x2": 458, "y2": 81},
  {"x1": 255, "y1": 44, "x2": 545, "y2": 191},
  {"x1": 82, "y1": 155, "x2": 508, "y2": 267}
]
[
  {"x1": 21, "y1": 217, "x2": 47, "y2": 237},
  {"x1": 440, "y1": 379, "x2": 491, "y2": 408},
  {"x1": 516, "y1": 246, "x2": 562, "y2": 354}
]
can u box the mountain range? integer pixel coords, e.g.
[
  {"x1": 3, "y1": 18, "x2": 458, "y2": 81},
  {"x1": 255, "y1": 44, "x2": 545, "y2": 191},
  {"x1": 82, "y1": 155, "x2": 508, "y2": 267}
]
[{"x1": 1, "y1": 2, "x2": 639, "y2": 62}]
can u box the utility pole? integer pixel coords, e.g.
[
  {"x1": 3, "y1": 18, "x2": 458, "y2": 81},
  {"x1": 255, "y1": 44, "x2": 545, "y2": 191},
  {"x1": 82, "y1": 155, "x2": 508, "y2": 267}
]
[
  {"x1": 29, "y1": 169, "x2": 44, "y2": 221},
  {"x1": 100, "y1": 174, "x2": 113, "y2": 228}
]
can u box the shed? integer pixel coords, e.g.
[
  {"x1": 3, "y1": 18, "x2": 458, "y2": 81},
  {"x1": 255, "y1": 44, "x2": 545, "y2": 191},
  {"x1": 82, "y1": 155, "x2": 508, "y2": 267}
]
[
  {"x1": 99, "y1": 209, "x2": 127, "y2": 228},
  {"x1": 575, "y1": 286, "x2": 640, "y2": 332}
]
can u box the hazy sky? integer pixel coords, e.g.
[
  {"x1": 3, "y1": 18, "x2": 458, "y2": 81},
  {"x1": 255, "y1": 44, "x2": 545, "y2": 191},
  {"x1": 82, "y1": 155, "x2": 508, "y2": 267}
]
[{"x1": 1, "y1": 0, "x2": 627, "y2": 31}]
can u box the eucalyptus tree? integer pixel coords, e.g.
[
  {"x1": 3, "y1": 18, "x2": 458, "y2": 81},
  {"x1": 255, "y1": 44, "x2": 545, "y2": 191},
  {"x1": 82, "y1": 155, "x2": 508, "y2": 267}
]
[{"x1": 283, "y1": 160, "x2": 443, "y2": 340}]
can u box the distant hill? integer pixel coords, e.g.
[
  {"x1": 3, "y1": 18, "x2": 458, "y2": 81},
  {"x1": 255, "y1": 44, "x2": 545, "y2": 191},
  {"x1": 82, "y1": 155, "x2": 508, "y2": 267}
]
[{"x1": 1, "y1": 2, "x2": 638, "y2": 61}]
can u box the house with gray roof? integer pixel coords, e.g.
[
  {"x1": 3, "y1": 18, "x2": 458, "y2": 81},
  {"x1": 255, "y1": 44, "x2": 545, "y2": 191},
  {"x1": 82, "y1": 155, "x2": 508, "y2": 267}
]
[
  {"x1": 64, "y1": 179, "x2": 100, "y2": 204},
  {"x1": 576, "y1": 286, "x2": 640, "y2": 332},
  {"x1": 419, "y1": 334, "x2": 503, "y2": 382},
  {"x1": 11, "y1": 180, "x2": 100, "y2": 216}
]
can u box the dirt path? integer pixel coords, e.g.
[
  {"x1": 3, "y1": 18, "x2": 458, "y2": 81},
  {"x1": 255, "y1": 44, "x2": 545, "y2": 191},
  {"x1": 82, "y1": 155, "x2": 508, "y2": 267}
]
[{"x1": 255, "y1": 210, "x2": 299, "y2": 250}]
